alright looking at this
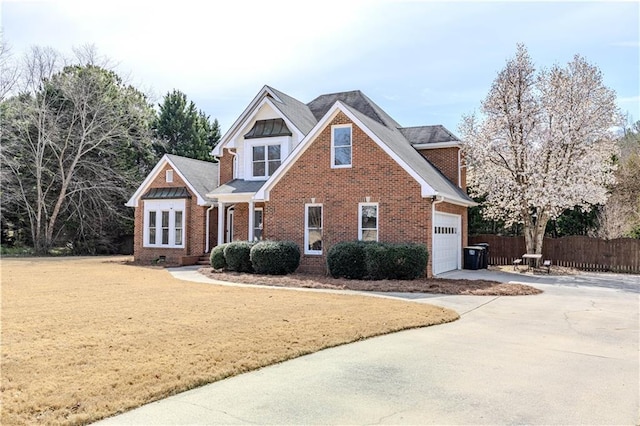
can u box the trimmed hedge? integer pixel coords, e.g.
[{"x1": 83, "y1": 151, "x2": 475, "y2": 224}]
[
  {"x1": 223, "y1": 241, "x2": 254, "y2": 273},
  {"x1": 327, "y1": 241, "x2": 369, "y2": 279},
  {"x1": 328, "y1": 241, "x2": 428, "y2": 280},
  {"x1": 250, "y1": 241, "x2": 301, "y2": 275},
  {"x1": 210, "y1": 243, "x2": 228, "y2": 270}
]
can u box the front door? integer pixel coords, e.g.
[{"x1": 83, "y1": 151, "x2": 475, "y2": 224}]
[{"x1": 226, "y1": 207, "x2": 234, "y2": 243}]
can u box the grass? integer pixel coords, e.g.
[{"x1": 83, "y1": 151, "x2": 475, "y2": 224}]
[{"x1": 0, "y1": 256, "x2": 458, "y2": 425}]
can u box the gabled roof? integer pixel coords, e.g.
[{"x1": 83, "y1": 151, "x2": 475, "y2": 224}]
[
  {"x1": 211, "y1": 85, "x2": 316, "y2": 157},
  {"x1": 307, "y1": 90, "x2": 401, "y2": 129},
  {"x1": 256, "y1": 101, "x2": 475, "y2": 206},
  {"x1": 342, "y1": 105, "x2": 473, "y2": 205},
  {"x1": 399, "y1": 125, "x2": 460, "y2": 145},
  {"x1": 126, "y1": 154, "x2": 218, "y2": 207}
]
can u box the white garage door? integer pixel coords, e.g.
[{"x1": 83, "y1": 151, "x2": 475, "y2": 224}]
[{"x1": 433, "y1": 212, "x2": 461, "y2": 275}]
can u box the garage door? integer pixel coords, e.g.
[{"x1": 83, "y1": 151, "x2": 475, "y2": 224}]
[{"x1": 433, "y1": 213, "x2": 461, "y2": 275}]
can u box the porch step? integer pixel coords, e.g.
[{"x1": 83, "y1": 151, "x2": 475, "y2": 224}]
[{"x1": 196, "y1": 254, "x2": 210, "y2": 266}]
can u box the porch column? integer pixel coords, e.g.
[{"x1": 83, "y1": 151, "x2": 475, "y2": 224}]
[
  {"x1": 217, "y1": 201, "x2": 225, "y2": 246},
  {"x1": 248, "y1": 201, "x2": 255, "y2": 242}
]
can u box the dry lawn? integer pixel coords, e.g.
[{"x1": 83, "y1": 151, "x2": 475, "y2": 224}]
[
  {"x1": 200, "y1": 269, "x2": 543, "y2": 296},
  {"x1": 0, "y1": 256, "x2": 458, "y2": 425}
]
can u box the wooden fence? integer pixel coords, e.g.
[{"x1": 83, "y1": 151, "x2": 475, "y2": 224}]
[{"x1": 469, "y1": 234, "x2": 640, "y2": 273}]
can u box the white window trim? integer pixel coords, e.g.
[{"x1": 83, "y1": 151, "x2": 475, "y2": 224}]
[
  {"x1": 358, "y1": 202, "x2": 379, "y2": 241},
  {"x1": 243, "y1": 136, "x2": 289, "y2": 181},
  {"x1": 304, "y1": 203, "x2": 323, "y2": 255},
  {"x1": 331, "y1": 124, "x2": 352, "y2": 169},
  {"x1": 165, "y1": 169, "x2": 173, "y2": 183},
  {"x1": 143, "y1": 199, "x2": 186, "y2": 248},
  {"x1": 253, "y1": 207, "x2": 264, "y2": 241}
]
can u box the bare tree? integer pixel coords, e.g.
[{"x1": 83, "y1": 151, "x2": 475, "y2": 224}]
[
  {"x1": 460, "y1": 44, "x2": 622, "y2": 254},
  {"x1": 0, "y1": 37, "x2": 20, "y2": 101},
  {"x1": 1, "y1": 47, "x2": 154, "y2": 253}
]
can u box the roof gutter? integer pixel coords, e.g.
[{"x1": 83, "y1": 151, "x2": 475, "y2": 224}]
[{"x1": 413, "y1": 141, "x2": 461, "y2": 149}]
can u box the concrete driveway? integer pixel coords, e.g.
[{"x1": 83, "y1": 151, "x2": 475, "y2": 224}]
[{"x1": 97, "y1": 270, "x2": 639, "y2": 425}]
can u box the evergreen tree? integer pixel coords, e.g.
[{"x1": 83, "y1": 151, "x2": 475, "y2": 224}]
[{"x1": 154, "y1": 90, "x2": 220, "y2": 162}]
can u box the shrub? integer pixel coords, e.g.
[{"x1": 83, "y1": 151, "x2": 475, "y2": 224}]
[
  {"x1": 223, "y1": 241, "x2": 254, "y2": 273},
  {"x1": 250, "y1": 241, "x2": 301, "y2": 275},
  {"x1": 384, "y1": 243, "x2": 428, "y2": 280},
  {"x1": 328, "y1": 241, "x2": 429, "y2": 280},
  {"x1": 363, "y1": 242, "x2": 393, "y2": 280},
  {"x1": 327, "y1": 241, "x2": 368, "y2": 279},
  {"x1": 210, "y1": 243, "x2": 228, "y2": 270}
]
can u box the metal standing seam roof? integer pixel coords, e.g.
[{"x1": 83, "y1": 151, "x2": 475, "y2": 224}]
[
  {"x1": 141, "y1": 186, "x2": 191, "y2": 199},
  {"x1": 244, "y1": 118, "x2": 292, "y2": 139}
]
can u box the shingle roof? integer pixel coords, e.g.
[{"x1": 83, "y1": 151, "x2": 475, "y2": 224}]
[
  {"x1": 307, "y1": 90, "x2": 401, "y2": 129},
  {"x1": 266, "y1": 86, "x2": 317, "y2": 135},
  {"x1": 208, "y1": 179, "x2": 265, "y2": 195},
  {"x1": 340, "y1": 103, "x2": 473, "y2": 205},
  {"x1": 399, "y1": 125, "x2": 460, "y2": 144},
  {"x1": 165, "y1": 154, "x2": 219, "y2": 200}
]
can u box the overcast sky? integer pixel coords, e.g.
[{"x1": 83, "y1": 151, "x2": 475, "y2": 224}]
[{"x1": 2, "y1": 0, "x2": 639, "y2": 135}]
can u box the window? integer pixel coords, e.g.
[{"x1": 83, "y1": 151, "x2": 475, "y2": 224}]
[
  {"x1": 252, "y1": 144, "x2": 281, "y2": 178},
  {"x1": 253, "y1": 208, "x2": 263, "y2": 241},
  {"x1": 148, "y1": 211, "x2": 157, "y2": 244},
  {"x1": 174, "y1": 211, "x2": 183, "y2": 245},
  {"x1": 166, "y1": 170, "x2": 173, "y2": 183},
  {"x1": 359, "y1": 203, "x2": 378, "y2": 241},
  {"x1": 332, "y1": 125, "x2": 352, "y2": 168},
  {"x1": 143, "y1": 200, "x2": 186, "y2": 248},
  {"x1": 305, "y1": 204, "x2": 323, "y2": 255}
]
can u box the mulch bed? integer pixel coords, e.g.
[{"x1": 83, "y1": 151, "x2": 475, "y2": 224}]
[{"x1": 198, "y1": 268, "x2": 542, "y2": 296}]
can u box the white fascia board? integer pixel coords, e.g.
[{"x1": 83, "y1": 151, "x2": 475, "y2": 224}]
[
  {"x1": 413, "y1": 141, "x2": 461, "y2": 149},
  {"x1": 257, "y1": 101, "x2": 438, "y2": 200},
  {"x1": 125, "y1": 154, "x2": 209, "y2": 207},
  {"x1": 125, "y1": 154, "x2": 171, "y2": 207},
  {"x1": 255, "y1": 106, "x2": 344, "y2": 201},
  {"x1": 336, "y1": 103, "x2": 438, "y2": 198},
  {"x1": 439, "y1": 195, "x2": 478, "y2": 207},
  {"x1": 207, "y1": 192, "x2": 257, "y2": 204},
  {"x1": 211, "y1": 85, "x2": 273, "y2": 157}
]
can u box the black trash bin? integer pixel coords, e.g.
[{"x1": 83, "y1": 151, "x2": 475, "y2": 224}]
[
  {"x1": 464, "y1": 246, "x2": 483, "y2": 270},
  {"x1": 475, "y1": 243, "x2": 490, "y2": 268}
]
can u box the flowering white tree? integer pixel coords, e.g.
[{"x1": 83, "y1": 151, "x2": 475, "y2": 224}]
[{"x1": 460, "y1": 45, "x2": 621, "y2": 254}]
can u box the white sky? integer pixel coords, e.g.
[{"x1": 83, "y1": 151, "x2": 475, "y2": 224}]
[{"x1": 2, "y1": 0, "x2": 639, "y2": 134}]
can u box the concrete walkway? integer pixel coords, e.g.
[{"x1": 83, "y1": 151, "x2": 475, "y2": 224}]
[{"x1": 96, "y1": 269, "x2": 639, "y2": 425}]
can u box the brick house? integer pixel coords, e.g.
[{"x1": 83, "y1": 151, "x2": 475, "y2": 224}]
[
  {"x1": 126, "y1": 154, "x2": 219, "y2": 265},
  {"x1": 128, "y1": 86, "x2": 476, "y2": 275}
]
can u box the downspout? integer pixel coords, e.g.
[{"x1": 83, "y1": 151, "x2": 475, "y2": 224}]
[
  {"x1": 457, "y1": 148, "x2": 462, "y2": 188},
  {"x1": 205, "y1": 204, "x2": 215, "y2": 253},
  {"x1": 431, "y1": 195, "x2": 445, "y2": 276}
]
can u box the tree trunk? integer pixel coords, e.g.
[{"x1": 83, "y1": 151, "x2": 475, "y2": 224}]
[{"x1": 523, "y1": 213, "x2": 549, "y2": 262}]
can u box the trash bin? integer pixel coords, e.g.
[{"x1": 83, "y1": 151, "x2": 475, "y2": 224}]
[
  {"x1": 475, "y1": 243, "x2": 489, "y2": 268},
  {"x1": 464, "y1": 246, "x2": 484, "y2": 270}
]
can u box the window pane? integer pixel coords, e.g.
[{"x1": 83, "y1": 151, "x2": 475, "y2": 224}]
[
  {"x1": 175, "y1": 211, "x2": 182, "y2": 225},
  {"x1": 149, "y1": 211, "x2": 156, "y2": 226},
  {"x1": 268, "y1": 160, "x2": 281, "y2": 175},
  {"x1": 253, "y1": 146, "x2": 265, "y2": 160},
  {"x1": 149, "y1": 228, "x2": 156, "y2": 244},
  {"x1": 308, "y1": 229, "x2": 322, "y2": 251},
  {"x1": 334, "y1": 127, "x2": 351, "y2": 146},
  {"x1": 253, "y1": 161, "x2": 265, "y2": 177},
  {"x1": 162, "y1": 229, "x2": 169, "y2": 245},
  {"x1": 361, "y1": 205, "x2": 377, "y2": 229},
  {"x1": 308, "y1": 206, "x2": 322, "y2": 228},
  {"x1": 362, "y1": 230, "x2": 377, "y2": 242},
  {"x1": 334, "y1": 146, "x2": 351, "y2": 166},
  {"x1": 268, "y1": 145, "x2": 280, "y2": 160},
  {"x1": 254, "y1": 210, "x2": 263, "y2": 241},
  {"x1": 162, "y1": 211, "x2": 169, "y2": 227},
  {"x1": 175, "y1": 229, "x2": 182, "y2": 245},
  {"x1": 174, "y1": 211, "x2": 183, "y2": 245}
]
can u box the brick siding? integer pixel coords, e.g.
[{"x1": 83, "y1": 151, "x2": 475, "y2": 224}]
[
  {"x1": 133, "y1": 163, "x2": 216, "y2": 265},
  {"x1": 265, "y1": 112, "x2": 438, "y2": 275},
  {"x1": 417, "y1": 147, "x2": 466, "y2": 189}
]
